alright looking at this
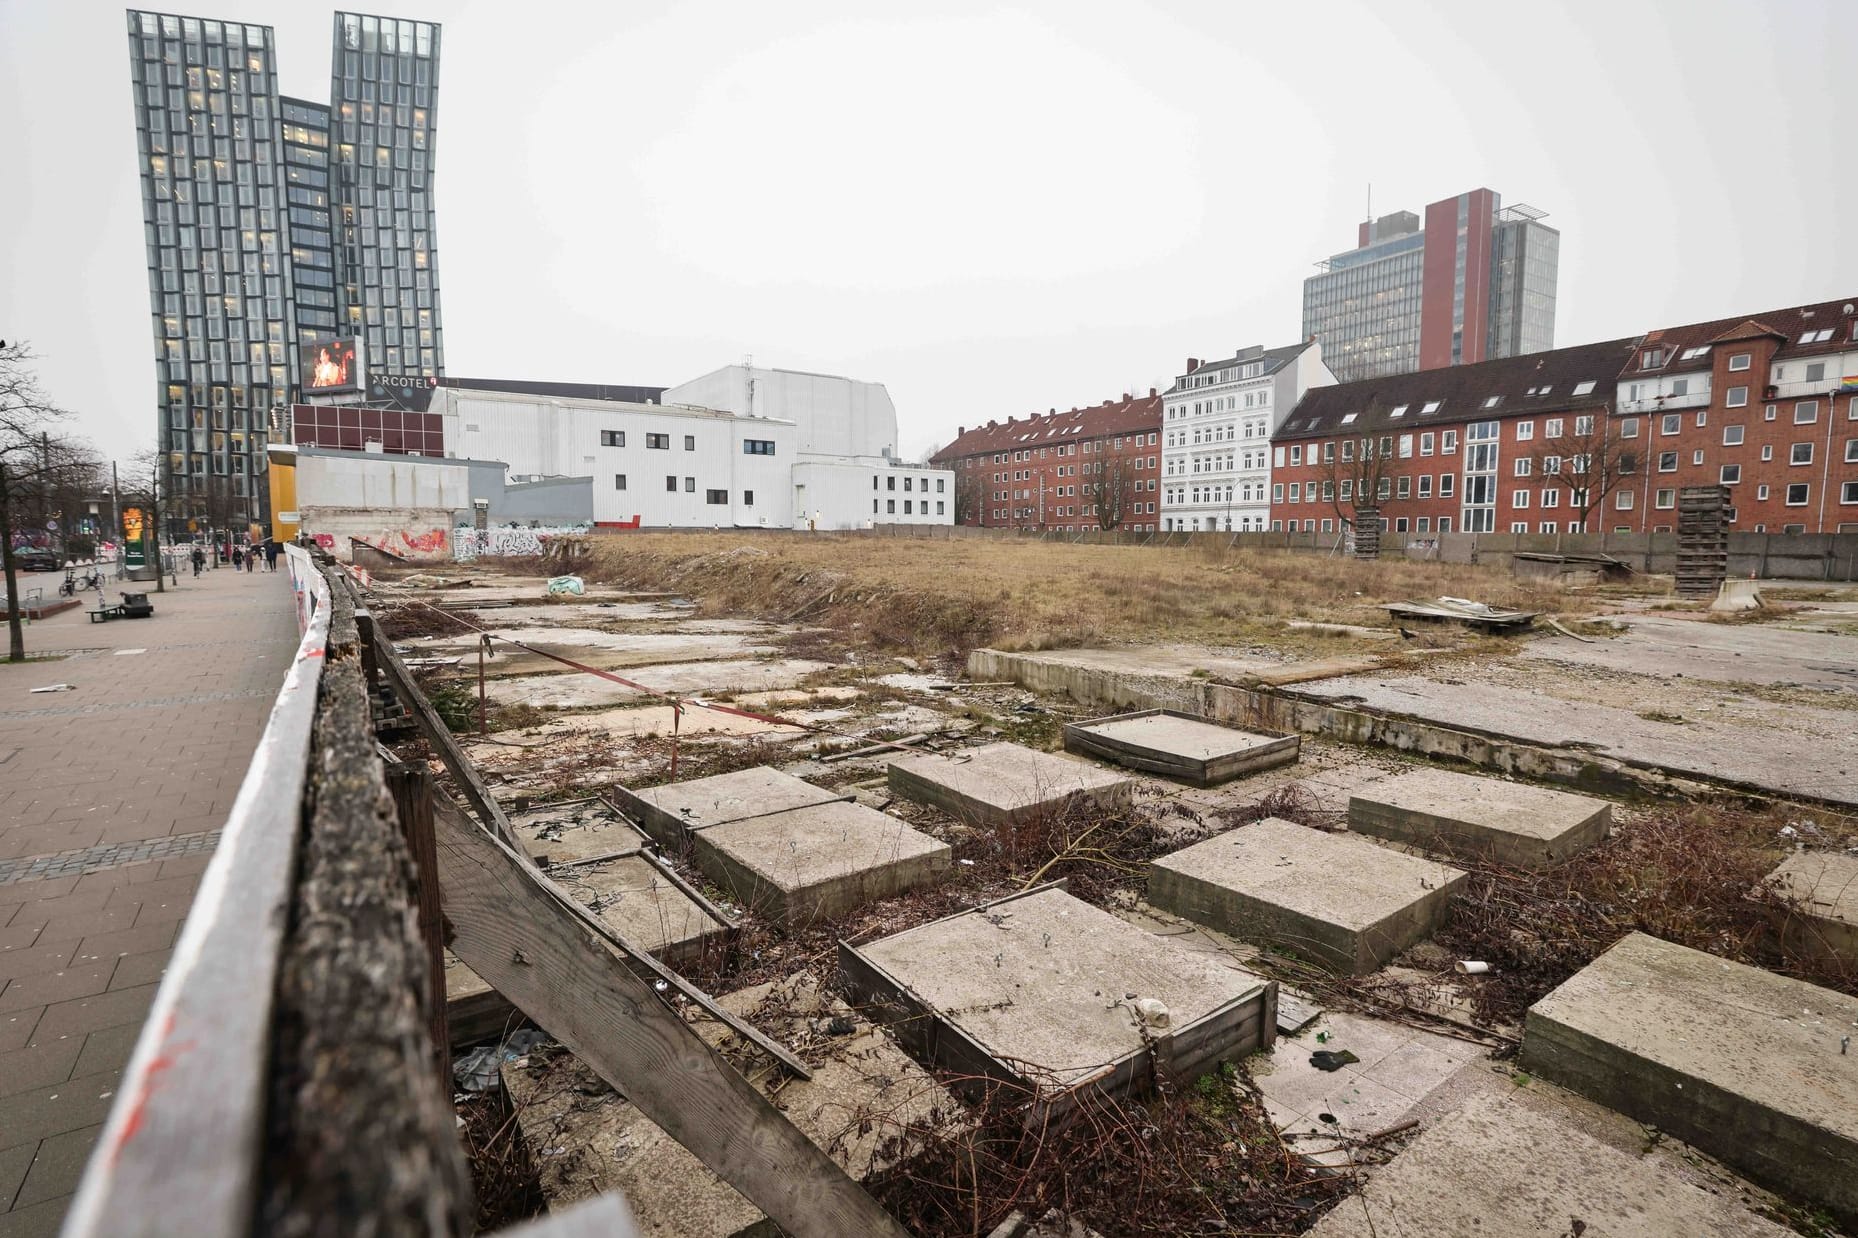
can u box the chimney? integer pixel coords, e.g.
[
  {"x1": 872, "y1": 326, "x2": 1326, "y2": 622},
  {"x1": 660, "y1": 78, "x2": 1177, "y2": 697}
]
[
  {"x1": 1149, "y1": 387, "x2": 1157, "y2": 398},
  {"x1": 956, "y1": 426, "x2": 965, "y2": 436},
  {"x1": 1186, "y1": 358, "x2": 1201, "y2": 374}
]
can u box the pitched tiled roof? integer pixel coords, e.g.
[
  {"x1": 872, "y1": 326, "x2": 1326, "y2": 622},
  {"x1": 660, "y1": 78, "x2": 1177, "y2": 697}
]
[
  {"x1": 1632, "y1": 296, "x2": 1858, "y2": 377},
  {"x1": 931, "y1": 393, "x2": 1161, "y2": 461},
  {"x1": 1164, "y1": 340, "x2": 1313, "y2": 393},
  {"x1": 1274, "y1": 337, "x2": 1640, "y2": 441}
]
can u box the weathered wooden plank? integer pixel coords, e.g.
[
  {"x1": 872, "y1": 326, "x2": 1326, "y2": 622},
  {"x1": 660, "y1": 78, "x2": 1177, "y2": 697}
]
[
  {"x1": 361, "y1": 607, "x2": 517, "y2": 848},
  {"x1": 388, "y1": 762, "x2": 452, "y2": 1092},
  {"x1": 64, "y1": 545, "x2": 327, "y2": 1238},
  {"x1": 430, "y1": 795, "x2": 910, "y2": 1238},
  {"x1": 259, "y1": 574, "x2": 472, "y2": 1236}
]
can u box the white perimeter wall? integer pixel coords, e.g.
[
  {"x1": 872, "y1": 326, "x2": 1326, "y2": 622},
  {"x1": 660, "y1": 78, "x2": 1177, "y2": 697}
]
[
  {"x1": 296, "y1": 451, "x2": 474, "y2": 510},
  {"x1": 434, "y1": 388, "x2": 795, "y2": 527},
  {"x1": 662, "y1": 365, "x2": 899, "y2": 459}
]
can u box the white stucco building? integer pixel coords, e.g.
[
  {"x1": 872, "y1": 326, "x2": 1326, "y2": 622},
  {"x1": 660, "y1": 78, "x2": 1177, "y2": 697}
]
[
  {"x1": 661, "y1": 364, "x2": 900, "y2": 459},
  {"x1": 1161, "y1": 340, "x2": 1335, "y2": 531}
]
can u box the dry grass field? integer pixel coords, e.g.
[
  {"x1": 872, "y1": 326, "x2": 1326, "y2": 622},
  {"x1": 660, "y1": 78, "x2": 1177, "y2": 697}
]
[{"x1": 580, "y1": 532, "x2": 1578, "y2": 658}]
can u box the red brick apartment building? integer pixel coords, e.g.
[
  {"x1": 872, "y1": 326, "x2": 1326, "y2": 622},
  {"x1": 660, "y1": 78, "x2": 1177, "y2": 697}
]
[
  {"x1": 1270, "y1": 297, "x2": 1858, "y2": 536},
  {"x1": 931, "y1": 393, "x2": 1163, "y2": 532}
]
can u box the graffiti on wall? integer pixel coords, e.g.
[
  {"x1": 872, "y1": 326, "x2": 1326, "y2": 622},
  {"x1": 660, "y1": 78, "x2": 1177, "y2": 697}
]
[{"x1": 452, "y1": 525, "x2": 589, "y2": 561}]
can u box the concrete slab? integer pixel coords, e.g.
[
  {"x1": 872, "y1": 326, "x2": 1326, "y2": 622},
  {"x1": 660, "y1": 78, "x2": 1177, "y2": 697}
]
[
  {"x1": 610, "y1": 766, "x2": 841, "y2": 845},
  {"x1": 1522, "y1": 932, "x2": 1858, "y2": 1229},
  {"x1": 841, "y1": 885, "x2": 1275, "y2": 1118},
  {"x1": 887, "y1": 742, "x2": 1132, "y2": 829},
  {"x1": 548, "y1": 854, "x2": 731, "y2": 965},
  {"x1": 691, "y1": 800, "x2": 951, "y2": 926},
  {"x1": 1348, "y1": 767, "x2": 1611, "y2": 867},
  {"x1": 1064, "y1": 709, "x2": 1299, "y2": 786},
  {"x1": 503, "y1": 973, "x2": 953, "y2": 1237},
  {"x1": 511, "y1": 797, "x2": 643, "y2": 867},
  {"x1": 488, "y1": 658, "x2": 831, "y2": 708},
  {"x1": 1521, "y1": 613, "x2": 1858, "y2": 693},
  {"x1": 1307, "y1": 1092, "x2": 1791, "y2": 1237},
  {"x1": 1766, "y1": 850, "x2": 1858, "y2": 966},
  {"x1": 1147, "y1": 818, "x2": 1466, "y2": 974}
]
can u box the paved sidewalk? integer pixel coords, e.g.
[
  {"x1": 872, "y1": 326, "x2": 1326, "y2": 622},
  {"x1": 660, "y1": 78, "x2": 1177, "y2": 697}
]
[{"x1": 0, "y1": 564, "x2": 299, "y2": 1236}]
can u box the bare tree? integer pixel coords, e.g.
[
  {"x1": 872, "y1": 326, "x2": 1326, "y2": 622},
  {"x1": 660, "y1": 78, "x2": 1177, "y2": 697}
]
[
  {"x1": 1524, "y1": 406, "x2": 1637, "y2": 533},
  {"x1": 952, "y1": 466, "x2": 986, "y2": 526},
  {"x1": 1, "y1": 341, "x2": 97, "y2": 661},
  {"x1": 1319, "y1": 430, "x2": 1406, "y2": 556},
  {"x1": 1092, "y1": 452, "x2": 1139, "y2": 530}
]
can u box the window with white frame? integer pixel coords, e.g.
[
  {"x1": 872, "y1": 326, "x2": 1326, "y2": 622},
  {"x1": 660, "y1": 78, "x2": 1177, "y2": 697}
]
[
  {"x1": 1616, "y1": 490, "x2": 1634, "y2": 510},
  {"x1": 1545, "y1": 418, "x2": 1563, "y2": 438},
  {"x1": 1655, "y1": 489, "x2": 1674, "y2": 509},
  {"x1": 1786, "y1": 482, "x2": 1809, "y2": 505},
  {"x1": 1515, "y1": 421, "x2": 1534, "y2": 440},
  {"x1": 1721, "y1": 464, "x2": 1741, "y2": 484},
  {"x1": 1728, "y1": 353, "x2": 1751, "y2": 371},
  {"x1": 1795, "y1": 401, "x2": 1820, "y2": 424},
  {"x1": 1661, "y1": 414, "x2": 1680, "y2": 435},
  {"x1": 1513, "y1": 489, "x2": 1530, "y2": 508},
  {"x1": 1575, "y1": 415, "x2": 1594, "y2": 435},
  {"x1": 1619, "y1": 418, "x2": 1639, "y2": 438},
  {"x1": 1657, "y1": 451, "x2": 1677, "y2": 472},
  {"x1": 1791, "y1": 442, "x2": 1813, "y2": 465},
  {"x1": 1514, "y1": 458, "x2": 1532, "y2": 476},
  {"x1": 1541, "y1": 488, "x2": 1559, "y2": 508},
  {"x1": 1726, "y1": 386, "x2": 1748, "y2": 407},
  {"x1": 1441, "y1": 430, "x2": 1458, "y2": 452}
]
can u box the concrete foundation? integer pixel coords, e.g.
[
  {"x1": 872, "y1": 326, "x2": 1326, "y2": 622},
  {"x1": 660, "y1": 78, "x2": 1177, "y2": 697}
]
[
  {"x1": 512, "y1": 797, "x2": 645, "y2": 867},
  {"x1": 887, "y1": 742, "x2": 1132, "y2": 829},
  {"x1": 1147, "y1": 818, "x2": 1466, "y2": 975},
  {"x1": 1348, "y1": 767, "x2": 1612, "y2": 867},
  {"x1": 1307, "y1": 1092, "x2": 1791, "y2": 1237},
  {"x1": 1063, "y1": 709, "x2": 1299, "y2": 786},
  {"x1": 1766, "y1": 851, "x2": 1858, "y2": 967},
  {"x1": 503, "y1": 973, "x2": 953, "y2": 1237},
  {"x1": 691, "y1": 800, "x2": 951, "y2": 926},
  {"x1": 1522, "y1": 932, "x2": 1858, "y2": 1229},
  {"x1": 610, "y1": 767, "x2": 841, "y2": 845},
  {"x1": 840, "y1": 885, "x2": 1275, "y2": 1120},
  {"x1": 548, "y1": 854, "x2": 731, "y2": 963}
]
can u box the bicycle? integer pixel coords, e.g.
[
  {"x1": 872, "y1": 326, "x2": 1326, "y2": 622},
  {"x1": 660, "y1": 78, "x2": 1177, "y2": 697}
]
[{"x1": 58, "y1": 567, "x2": 103, "y2": 597}]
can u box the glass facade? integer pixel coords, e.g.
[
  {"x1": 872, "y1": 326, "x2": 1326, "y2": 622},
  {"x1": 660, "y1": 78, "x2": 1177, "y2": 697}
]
[
  {"x1": 331, "y1": 13, "x2": 444, "y2": 378},
  {"x1": 1301, "y1": 233, "x2": 1426, "y2": 384},
  {"x1": 1304, "y1": 197, "x2": 1558, "y2": 385},
  {"x1": 1488, "y1": 219, "x2": 1559, "y2": 362},
  {"x1": 126, "y1": 10, "x2": 443, "y2": 528}
]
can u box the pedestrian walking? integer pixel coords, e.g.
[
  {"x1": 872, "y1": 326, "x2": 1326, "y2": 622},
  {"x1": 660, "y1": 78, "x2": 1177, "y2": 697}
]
[
  {"x1": 265, "y1": 540, "x2": 280, "y2": 572},
  {"x1": 232, "y1": 545, "x2": 243, "y2": 570},
  {"x1": 245, "y1": 542, "x2": 257, "y2": 572},
  {"x1": 190, "y1": 546, "x2": 205, "y2": 577}
]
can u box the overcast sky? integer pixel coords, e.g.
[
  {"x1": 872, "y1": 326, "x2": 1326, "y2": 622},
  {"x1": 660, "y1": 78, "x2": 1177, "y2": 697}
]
[{"x1": 2, "y1": 0, "x2": 1854, "y2": 462}]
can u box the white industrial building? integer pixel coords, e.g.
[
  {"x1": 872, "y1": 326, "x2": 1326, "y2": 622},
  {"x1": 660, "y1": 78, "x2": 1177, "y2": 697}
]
[
  {"x1": 288, "y1": 365, "x2": 951, "y2": 531},
  {"x1": 429, "y1": 371, "x2": 949, "y2": 531},
  {"x1": 1161, "y1": 340, "x2": 1335, "y2": 532}
]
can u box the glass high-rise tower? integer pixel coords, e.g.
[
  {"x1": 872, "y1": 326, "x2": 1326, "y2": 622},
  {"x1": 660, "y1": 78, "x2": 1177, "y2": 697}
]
[{"x1": 126, "y1": 10, "x2": 443, "y2": 529}]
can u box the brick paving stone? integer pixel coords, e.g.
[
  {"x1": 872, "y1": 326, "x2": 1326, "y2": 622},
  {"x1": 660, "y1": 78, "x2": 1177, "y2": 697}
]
[
  {"x1": 0, "y1": 1144, "x2": 33, "y2": 1213},
  {"x1": 0, "y1": 568, "x2": 297, "y2": 1231},
  {"x1": 0, "y1": 1071, "x2": 121, "y2": 1153},
  {"x1": 13, "y1": 1127, "x2": 102, "y2": 1209}
]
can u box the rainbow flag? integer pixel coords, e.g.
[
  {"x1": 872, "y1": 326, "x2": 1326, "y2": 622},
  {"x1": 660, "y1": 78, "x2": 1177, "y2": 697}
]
[{"x1": 1842, "y1": 374, "x2": 1858, "y2": 393}]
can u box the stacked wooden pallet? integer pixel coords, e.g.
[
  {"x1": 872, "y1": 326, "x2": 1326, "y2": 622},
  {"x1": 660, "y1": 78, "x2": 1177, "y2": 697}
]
[{"x1": 1675, "y1": 485, "x2": 1729, "y2": 598}]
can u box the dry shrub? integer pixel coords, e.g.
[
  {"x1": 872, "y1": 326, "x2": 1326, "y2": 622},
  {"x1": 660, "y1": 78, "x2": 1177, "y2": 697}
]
[
  {"x1": 456, "y1": 1086, "x2": 546, "y2": 1230},
  {"x1": 865, "y1": 1061, "x2": 1351, "y2": 1237},
  {"x1": 1432, "y1": 804, "x2": 1856, "y2": 1024}
]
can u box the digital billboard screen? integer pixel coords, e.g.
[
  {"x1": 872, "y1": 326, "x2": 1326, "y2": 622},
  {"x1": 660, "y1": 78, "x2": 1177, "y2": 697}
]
[{"x1": 300, "y1": 337, "x2": 364, "y2": 394}]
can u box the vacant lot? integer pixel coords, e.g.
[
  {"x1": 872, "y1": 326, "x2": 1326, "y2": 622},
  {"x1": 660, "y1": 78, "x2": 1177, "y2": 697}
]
[{"x1": 580, "y1": 532, "x2": 1576, "y2": 658}]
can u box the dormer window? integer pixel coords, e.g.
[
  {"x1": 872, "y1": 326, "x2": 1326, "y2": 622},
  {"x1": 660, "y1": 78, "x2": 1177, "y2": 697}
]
[
  {"x1": 1678, "y1": 346, "x2": 1711, "y2": 361},
  {"x1": 1421, "y1": 400, "x2": 1442, "y2": 414},
  {"x1": 1339, "y1": 413, "x2": 1358, "y2": 425},
  {"x1": 1389, "y1": 404, "x2": 1408, "y2": 418},
  {"x1": 1800, "y1": 328, "x2": 1833, "y2": 344},
  {"x1": 1572, "y1": 381, "x2": 1596, "y2": 396},
  {"x1": 1481, "y1": 396, "x2": 1501, "y2": 409},
  {"x1": 1641, "y1": 348, "x2": 1667, "y2": 370}
]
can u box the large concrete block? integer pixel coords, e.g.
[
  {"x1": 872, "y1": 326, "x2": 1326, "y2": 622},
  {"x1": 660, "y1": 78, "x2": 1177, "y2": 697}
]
[
  {"x1": 1307, "y1": 1092, "x2": 1791, "y2": 1237},
  {"x1": 840, "y1": 885, "x2": 1275, "y2": 1122},
  {"x1": 609, "y1": 766, "x2": 840, "y2": 845},
  {"x1": 692, "y1": 800, "x2": 951, "y2": 926},
  {"x1": 512, "y1": 796, "x2": 645, "y2": 867},
  {"x1": 1766, "y1": 851, "x2": 1858, "y2": 967},
  {"x1": 887, "y1": 742, "x2": 1132, "y2": 829},
  {"x1": 1522, "y1": 932, "x2": 1858, "y2": 1229},
  {"x1": 1063, "y1": 708, "x2": 1299, "y2": 786},
  {"x1": 1147, "y1": 817, "x2": 1466, "y2": 974},
  {"x1": 1349, "y1": 767, "x2": 1610, "y2": 867}
]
